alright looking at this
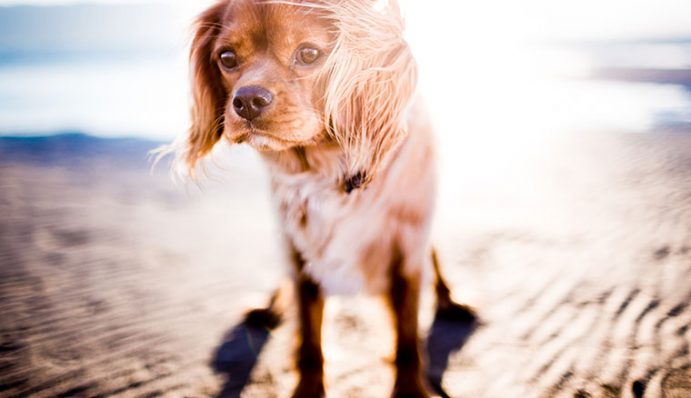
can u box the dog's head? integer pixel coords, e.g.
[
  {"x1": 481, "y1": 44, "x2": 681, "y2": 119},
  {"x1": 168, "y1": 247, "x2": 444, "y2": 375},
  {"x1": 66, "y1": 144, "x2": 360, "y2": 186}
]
[{"x1": 175, "y1": 0, "x2": 417, "y2": 191}]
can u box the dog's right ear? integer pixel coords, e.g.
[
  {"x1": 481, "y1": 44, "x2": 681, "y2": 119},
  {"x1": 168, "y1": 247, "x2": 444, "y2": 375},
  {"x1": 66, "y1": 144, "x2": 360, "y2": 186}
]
[
  {"x1": 317, "y1": 0, "x2": 417, "y2": 193},
  {"x1": 175, "y1": 2, "x2": 228, "y2": 177}
]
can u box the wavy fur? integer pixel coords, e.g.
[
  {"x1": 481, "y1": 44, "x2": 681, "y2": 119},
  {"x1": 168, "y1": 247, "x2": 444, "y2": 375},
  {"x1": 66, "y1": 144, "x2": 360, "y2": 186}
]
[{"x1": 316, "y1": 0, "x2": 417, "y2": 187}]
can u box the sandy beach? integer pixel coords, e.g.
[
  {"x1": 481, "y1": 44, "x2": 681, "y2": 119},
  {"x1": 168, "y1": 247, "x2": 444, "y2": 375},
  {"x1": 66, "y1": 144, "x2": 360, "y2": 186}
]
[{"x1": 0, "y1": 131, "x2": 690, "y2": 398}]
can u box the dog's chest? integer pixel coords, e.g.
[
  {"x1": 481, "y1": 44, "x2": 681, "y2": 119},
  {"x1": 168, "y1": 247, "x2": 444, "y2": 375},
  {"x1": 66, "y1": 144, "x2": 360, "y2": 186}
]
[{"x1": 274, "y1": 179, "x2": 390, "y2": 295}]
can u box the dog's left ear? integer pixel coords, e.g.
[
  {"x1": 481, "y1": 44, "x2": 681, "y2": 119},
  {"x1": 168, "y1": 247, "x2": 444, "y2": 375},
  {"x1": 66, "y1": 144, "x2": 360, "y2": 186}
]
[
  {"x1": 319, "y1": 0, "x2": 417, "y2": 193},
  {"x1": 183, "y1": 2, "x2": 230, "y2": 176},
  {"x1": 152, "y1": 1, "x2": 228, "y2": 179}
]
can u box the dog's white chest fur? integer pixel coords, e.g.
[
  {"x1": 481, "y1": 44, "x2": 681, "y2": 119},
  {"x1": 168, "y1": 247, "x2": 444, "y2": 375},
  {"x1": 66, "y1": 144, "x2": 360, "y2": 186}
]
[
  {"x1": 269, "y1": 132, "x2": 436, "y2": 295},
  {"x1": 273, "y1": 177, "x2": 388, "y2": 295}
]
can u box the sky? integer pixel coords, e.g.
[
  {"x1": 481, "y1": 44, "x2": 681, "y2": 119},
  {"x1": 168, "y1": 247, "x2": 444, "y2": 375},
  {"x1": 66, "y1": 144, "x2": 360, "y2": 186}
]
[{"x1": 1, "y1": 0, "x2": 690, "y2": 41}]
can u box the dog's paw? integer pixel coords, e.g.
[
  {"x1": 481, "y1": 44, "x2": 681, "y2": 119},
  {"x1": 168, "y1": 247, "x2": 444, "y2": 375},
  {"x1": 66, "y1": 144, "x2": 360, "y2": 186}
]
[
  {"x1": 244, "y1": 307, "x2": 282, "y2": 330},
  {"x1": 435, "y1": 301, "x2": 477, "y2": 323},
  {"x1": 391, "y1": 378, "x2": 432, "y2": 398},
  {"x1": 291, "y1": 378, "x2": 325, "y2": 398}
]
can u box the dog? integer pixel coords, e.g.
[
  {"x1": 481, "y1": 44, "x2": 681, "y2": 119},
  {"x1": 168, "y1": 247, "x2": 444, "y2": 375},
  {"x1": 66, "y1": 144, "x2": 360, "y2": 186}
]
[{"x1": 161, "y1": 0, "x2": 474, "y2": 396}]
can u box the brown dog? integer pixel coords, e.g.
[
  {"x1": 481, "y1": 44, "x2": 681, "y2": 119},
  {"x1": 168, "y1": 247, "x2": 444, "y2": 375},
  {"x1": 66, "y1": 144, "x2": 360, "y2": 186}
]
[{"x1": 161, "y1": 0, "x2": 473, "y2": 396}]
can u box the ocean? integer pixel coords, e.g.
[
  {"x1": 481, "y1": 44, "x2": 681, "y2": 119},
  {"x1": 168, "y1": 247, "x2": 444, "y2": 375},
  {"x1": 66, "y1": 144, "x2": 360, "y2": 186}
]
[{"x1": 0, "y1": 2, "x2": 690, "y2": 142}]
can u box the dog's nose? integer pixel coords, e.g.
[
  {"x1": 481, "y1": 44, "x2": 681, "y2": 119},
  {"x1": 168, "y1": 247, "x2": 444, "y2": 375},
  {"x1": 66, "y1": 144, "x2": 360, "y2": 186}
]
[{"x1": 232, "y1": 86, "x2": 273, "y2": 121}]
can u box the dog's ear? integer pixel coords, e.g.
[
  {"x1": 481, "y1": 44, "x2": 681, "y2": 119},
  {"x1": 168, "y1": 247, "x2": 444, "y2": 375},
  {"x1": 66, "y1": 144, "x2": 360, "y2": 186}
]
[
  {"x1": 176, "y1": 2, "x2": 228, "y2": 177},
  {"x1": 319, "y1": 0, "x2": 417, "y2": 192}
]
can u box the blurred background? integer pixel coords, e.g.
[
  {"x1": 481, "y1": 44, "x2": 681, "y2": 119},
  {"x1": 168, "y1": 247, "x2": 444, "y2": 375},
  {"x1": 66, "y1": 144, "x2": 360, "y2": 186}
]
[
  {"x1": 1, "y1": 0, "x2": 690, "y2": 140},
  {"x1": 1, "y1": 1, "x2": 690, "y2": 398}
]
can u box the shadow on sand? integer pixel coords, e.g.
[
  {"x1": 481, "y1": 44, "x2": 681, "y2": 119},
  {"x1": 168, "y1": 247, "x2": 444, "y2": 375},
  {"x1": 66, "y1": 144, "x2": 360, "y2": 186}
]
[
  {"x1": 211, "y1": 310, "x2": 477, "y2": 398},
  {"x1": 211, "y1": 318, "x2": 273, "y2": 398},
  {"x1": 426, "y1": 310, "x2": 478, "y2": 398}
]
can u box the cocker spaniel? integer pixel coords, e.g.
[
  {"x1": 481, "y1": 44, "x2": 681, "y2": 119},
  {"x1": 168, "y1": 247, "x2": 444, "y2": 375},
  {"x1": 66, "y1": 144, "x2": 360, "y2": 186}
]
[{"x1": 163, "y1": 0, "x2": 473, "y2": 396}]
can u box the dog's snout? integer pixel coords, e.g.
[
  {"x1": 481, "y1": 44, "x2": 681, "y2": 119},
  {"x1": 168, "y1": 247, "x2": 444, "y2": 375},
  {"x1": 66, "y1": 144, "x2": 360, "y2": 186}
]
[{"x1": 233, "y1": 86, "x2": 273, "y2": 121}]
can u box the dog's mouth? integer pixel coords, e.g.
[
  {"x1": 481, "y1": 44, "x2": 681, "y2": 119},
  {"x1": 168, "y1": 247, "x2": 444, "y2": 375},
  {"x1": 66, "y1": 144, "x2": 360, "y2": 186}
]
[
  {"x1": 226, "y1": 112, "x2": 324, "y2": 151},
  {"x1": 230, "y1": 124, "x2": 297, "y2": 151}
]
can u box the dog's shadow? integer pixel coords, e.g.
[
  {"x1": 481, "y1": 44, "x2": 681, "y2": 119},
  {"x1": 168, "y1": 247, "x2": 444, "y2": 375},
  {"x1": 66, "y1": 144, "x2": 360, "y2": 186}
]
[
  {"x1": 211, "y1": 310, "x2": 277, "y2": 398},
  {"x1": 426, "y1": 305, "x2": 478, "y2": 398},
  {"x1": 211, "y1": 307, "x2": 477, "y2": 398}
]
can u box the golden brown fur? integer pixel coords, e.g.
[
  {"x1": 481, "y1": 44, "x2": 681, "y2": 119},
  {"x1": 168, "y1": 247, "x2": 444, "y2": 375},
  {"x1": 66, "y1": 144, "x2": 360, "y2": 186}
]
[{"x1": 160, "y1": 1, "x2": 472, "y2": 396}]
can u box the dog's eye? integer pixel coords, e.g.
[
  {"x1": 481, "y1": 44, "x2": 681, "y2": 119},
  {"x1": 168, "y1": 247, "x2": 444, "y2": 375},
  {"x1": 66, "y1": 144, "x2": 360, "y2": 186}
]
[
  {"x1": 219, "y1": 50, "x2": 239, "y2": 69},
  {"x1": 296, "y1": 46, "x2": 321, "y2": 65}
]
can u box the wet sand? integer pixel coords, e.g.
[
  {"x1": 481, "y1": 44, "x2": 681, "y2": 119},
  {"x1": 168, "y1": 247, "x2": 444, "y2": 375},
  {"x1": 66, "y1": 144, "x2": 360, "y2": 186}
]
[{"x1": 0, "y1": 132, "x2": 690, "y2": 398}]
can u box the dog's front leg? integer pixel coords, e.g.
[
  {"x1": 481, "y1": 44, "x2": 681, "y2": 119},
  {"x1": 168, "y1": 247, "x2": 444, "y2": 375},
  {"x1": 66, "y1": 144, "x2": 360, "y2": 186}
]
[
  {"x1": 291, "y1": 249, "x2": 325, "y2": 398},
  {"x1": 388, "y1": 249, "x2": 432, "y2": 398}
]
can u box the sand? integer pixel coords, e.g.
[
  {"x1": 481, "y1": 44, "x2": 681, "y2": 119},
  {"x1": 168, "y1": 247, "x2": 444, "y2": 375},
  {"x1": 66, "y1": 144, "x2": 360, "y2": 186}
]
[{"x1": 0, "y1": 132, "x2": 690, "y2": 398}]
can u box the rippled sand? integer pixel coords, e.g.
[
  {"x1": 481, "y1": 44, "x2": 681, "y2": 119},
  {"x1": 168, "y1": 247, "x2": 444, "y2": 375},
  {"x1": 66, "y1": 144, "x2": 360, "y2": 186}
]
[{"x1": 0, "y1": 132, "x2": 689, "y2": 398}]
